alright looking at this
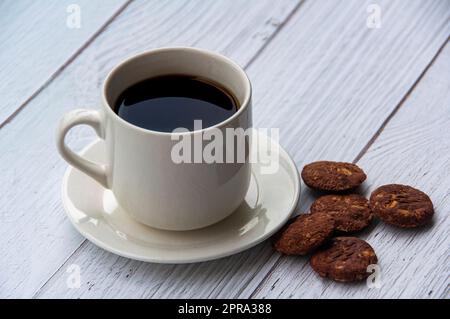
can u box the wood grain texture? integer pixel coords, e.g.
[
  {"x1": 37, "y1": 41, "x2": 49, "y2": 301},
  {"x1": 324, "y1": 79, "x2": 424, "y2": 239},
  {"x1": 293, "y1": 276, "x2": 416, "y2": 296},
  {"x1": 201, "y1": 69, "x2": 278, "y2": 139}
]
[
  {"x1": 0, "y1": 0, "x2": 302, "y2": 299},
  {"x1": 253, "y1": 42, "x2": 450, "y2": 299},
  {"x1": 32, "y1": 0, "x2": 450, "y2": 298},
  {"x1": 0, "y1": 0, "x2": 127, "y2": 125}
]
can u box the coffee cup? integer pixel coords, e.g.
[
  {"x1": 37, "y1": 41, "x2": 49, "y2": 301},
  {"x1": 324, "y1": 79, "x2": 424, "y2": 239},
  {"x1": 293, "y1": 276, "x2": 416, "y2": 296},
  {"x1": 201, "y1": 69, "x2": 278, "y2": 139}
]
[{"x1": 57, "y1": 47, "x2": 252, "y2": 231}]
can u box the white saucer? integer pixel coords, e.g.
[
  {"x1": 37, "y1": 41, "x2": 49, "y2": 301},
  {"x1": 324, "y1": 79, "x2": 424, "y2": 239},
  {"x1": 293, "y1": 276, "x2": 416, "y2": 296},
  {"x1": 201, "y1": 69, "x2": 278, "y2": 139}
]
[{"x1": 62, "y1": 132, "x2": 300, "y2": 263}]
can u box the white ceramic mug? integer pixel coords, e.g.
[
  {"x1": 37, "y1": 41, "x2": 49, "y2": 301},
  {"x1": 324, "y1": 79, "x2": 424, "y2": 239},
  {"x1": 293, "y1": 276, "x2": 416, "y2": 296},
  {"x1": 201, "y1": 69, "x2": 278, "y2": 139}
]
[{"x1": 57, "y1": 47, "x2": 252, "y2": 231}]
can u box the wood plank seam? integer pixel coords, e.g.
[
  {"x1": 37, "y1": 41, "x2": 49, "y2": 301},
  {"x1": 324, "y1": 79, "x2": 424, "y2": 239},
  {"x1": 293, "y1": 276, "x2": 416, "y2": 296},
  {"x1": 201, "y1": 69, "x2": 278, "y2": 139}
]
[
  {"x1": 0, "y1": 0, "x2": 133, "y2": 131},
  {"x1": 232, "y1": 247, "x2": 276, "y2": 298},
  {"x1": 248, "y1": 36, "x2": 450, "y2": 299},
  {"x1": 28, "y1": 0, "x2": 306, "y2": 298},
  {"x1": 243, "y1": 0, "x2": 306, "y2": 70},
  {"x1": 31, "y1": 240, "x2": 89, "y2": 299},
  {"x1": 352, "y1": 37, "x2": 450, "y2": 163},
  {"x1": 248, "y1": 255, "x2": 284, "y2": 298}
]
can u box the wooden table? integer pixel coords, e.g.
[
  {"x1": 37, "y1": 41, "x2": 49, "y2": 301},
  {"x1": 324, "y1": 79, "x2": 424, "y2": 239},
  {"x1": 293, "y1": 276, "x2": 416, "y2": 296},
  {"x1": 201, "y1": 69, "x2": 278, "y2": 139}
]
[{"x1": 1, "y1": 0, "x2": 449, "y2": 299}]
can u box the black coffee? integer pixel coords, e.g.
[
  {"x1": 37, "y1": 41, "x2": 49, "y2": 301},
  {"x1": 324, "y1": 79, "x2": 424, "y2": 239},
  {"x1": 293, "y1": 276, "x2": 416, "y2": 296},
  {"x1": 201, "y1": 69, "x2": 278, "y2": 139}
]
[{"x1": 114, "y1": 75, "x2": 239, "y2": 132}]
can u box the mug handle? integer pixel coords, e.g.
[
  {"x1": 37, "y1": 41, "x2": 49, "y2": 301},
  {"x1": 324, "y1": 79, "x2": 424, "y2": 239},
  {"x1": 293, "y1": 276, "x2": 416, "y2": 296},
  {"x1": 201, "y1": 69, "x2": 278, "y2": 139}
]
[{"x1": 56, "y1": 109, "x2": 110, "y2": 188}]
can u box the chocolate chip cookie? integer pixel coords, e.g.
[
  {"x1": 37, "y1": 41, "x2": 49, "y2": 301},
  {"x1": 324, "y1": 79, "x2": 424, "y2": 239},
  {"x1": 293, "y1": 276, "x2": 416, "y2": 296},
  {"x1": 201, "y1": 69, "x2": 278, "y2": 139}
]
[
  {"x1": 274, "y1": 212, "x2": 335, "y2": 255},
  {"x1": 310, "y1": 194, "x2": 373, "y2": 233},
  {"x1": 310, "y1": 237, "x2": 378, "y2": 282},
  {"x1": 369, "y1": 184, "x2": 434, "y2": 228},
  {"x1": 301, "y1": 161, "x2": 366, "y2": 192}
]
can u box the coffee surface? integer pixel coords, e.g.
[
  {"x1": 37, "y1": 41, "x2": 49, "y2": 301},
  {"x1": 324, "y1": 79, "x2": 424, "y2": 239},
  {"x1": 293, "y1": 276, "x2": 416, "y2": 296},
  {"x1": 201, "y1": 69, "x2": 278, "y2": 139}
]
[{"x1": 114, "y1": 75, "x2": 238, "y2": 132}]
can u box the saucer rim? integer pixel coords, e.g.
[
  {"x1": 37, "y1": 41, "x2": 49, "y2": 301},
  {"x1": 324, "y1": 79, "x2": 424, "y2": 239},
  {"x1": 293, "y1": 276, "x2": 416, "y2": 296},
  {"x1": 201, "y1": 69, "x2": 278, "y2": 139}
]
[{"x1": 61, "y1": 134, "x2": 300, "y2": 263}]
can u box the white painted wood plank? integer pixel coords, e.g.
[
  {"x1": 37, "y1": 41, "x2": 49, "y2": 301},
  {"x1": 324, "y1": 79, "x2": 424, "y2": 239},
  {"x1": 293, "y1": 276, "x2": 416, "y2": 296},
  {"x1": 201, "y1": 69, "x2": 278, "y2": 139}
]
[
  {"x1": 0, "y1": 0, "x2": 301, "y2": 298},
  {"x1": 253, "y1": 43, "x2": 450, "y2": 299},
  {"x1": 34, "y1": 0, "x2": 450, "y2": 298},
  {"x1": 0, "y1": 0, "x2": 127, "y2": 124}
]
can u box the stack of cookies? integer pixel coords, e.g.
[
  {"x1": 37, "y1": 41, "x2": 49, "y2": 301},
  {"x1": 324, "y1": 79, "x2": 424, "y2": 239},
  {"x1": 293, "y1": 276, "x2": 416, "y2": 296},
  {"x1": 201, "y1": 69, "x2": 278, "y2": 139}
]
[{"x1": 274, "y1": 161, "x2": 434, "y2": 283}]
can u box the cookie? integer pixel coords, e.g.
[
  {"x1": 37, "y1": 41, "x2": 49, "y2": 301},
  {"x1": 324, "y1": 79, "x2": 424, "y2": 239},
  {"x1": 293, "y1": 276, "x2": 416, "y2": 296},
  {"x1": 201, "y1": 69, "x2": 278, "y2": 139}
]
[
  {"x1": 271, "y1": 216, "x2": 297, "y2": 245},
  {"x1": 301, "y1": 161, "x2": 366, "y2": 192},
  {"x1": 369, "y1": 184, "x2": 434, "y2": 228},
  {"x1": 274, "y1": 212, "x2": 335, "y2": 255},
  {"x1": 310, "y1": 237, "x2": 378, "y2": 282},
  {"x1": 310, "y1": 194, "x2": 373, "y2": 233}
]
